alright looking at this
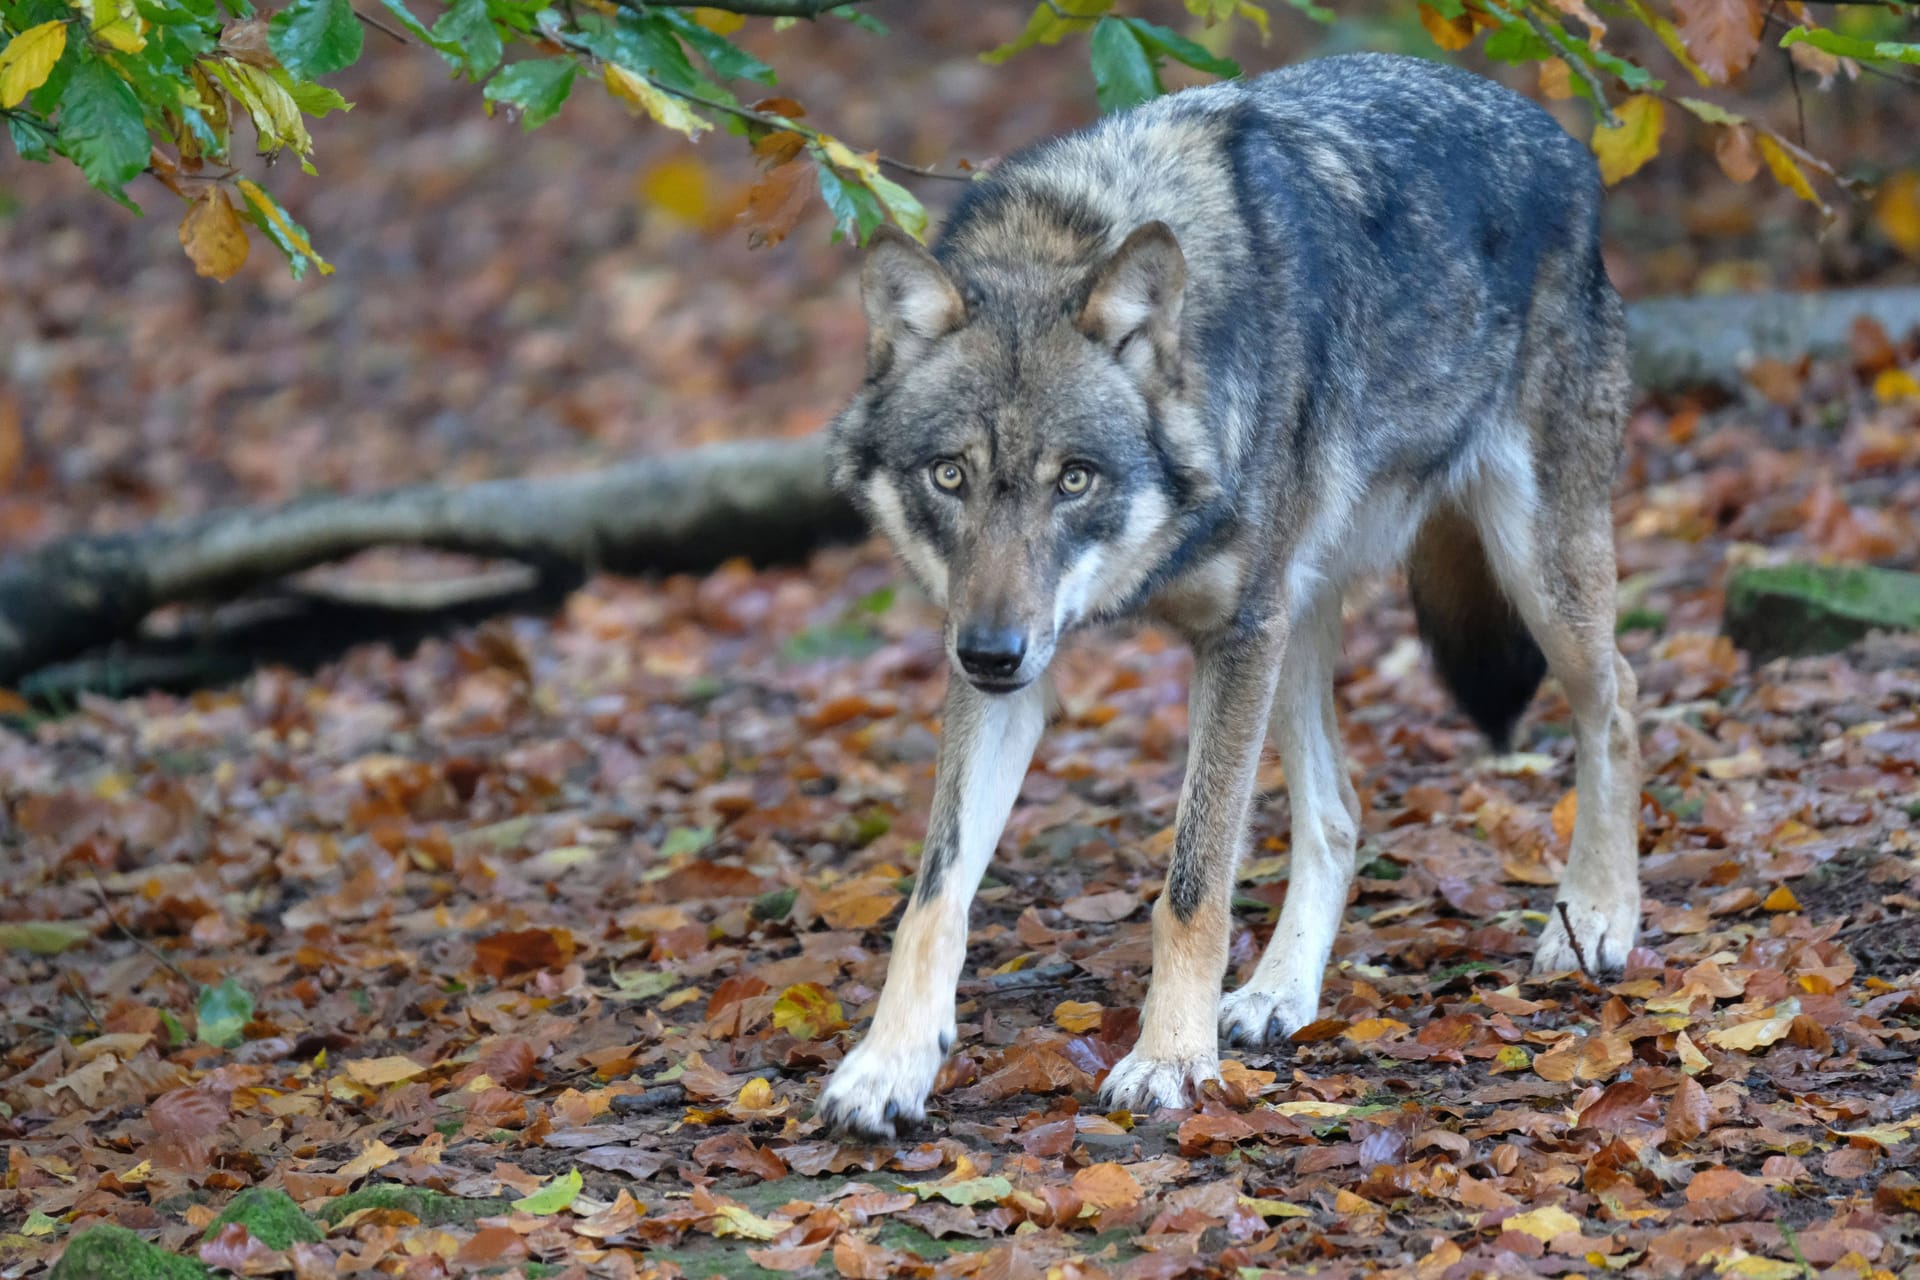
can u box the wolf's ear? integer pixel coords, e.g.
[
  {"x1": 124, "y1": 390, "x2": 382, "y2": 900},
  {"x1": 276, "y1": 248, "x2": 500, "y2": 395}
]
[
  {"x1": 861, "y1": 225, "x2": 965, "y2": 375},
  {"x1": 1078, "y1": 221, "x2": 1186, "y2": 378}
]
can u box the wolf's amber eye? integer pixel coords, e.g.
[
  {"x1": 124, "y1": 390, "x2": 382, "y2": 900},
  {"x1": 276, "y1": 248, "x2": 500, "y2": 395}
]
[
  {"x1": 1058, "y1": 465, "x2": 1093, "y2": 497},
  {"x1": 931, "y1": 460, "x2": 966, "y2": 493}
]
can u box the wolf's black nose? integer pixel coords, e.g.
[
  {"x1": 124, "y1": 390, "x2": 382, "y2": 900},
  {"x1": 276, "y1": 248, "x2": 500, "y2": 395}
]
[{"x1": 956, "y1": 626, "x2": 1026, "y2": 680}]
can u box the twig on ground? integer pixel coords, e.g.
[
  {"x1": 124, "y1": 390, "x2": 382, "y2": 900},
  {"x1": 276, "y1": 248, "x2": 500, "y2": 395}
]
[
  {"x1": 89, "y1": 869, "x2": 197, "y2": 991},
  {"x1": 1553, "y1": 901, "x2": 1595, "y2": 980}
]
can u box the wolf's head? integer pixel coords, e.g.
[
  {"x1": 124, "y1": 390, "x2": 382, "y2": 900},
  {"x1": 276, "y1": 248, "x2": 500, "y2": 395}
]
[{"x1": 828, "y1": 222, "x2": 1213, "y2": 694}]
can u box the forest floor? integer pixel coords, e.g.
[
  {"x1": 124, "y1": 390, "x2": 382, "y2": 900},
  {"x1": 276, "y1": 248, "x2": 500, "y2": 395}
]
[
  {"x1": 3, "y1": 335, "x2": 1919, "y2": 1277},
  {"x1": 5, "y1": 4, "x2": 1920, "y2": 1278}
]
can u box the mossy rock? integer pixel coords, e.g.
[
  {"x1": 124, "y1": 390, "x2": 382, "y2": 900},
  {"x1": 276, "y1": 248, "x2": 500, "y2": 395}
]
[
  {"x1": 203, "y1": 1188, "x2": 323, "y2": 1251},
  {"x1": 1724, "y1": 563, "x2": 1920, "y2": 662},
  {"x1": 320, "y1": 1184, "x2": 509, "y2": 1226},
  {"x1": 49, "y1": 1224, "x2": 209, "y2": 1280}
]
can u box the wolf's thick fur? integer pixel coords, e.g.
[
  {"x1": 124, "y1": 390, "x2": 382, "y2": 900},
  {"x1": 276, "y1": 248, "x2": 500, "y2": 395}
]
[{"x1": 821, "y1": 53, "x2": 1641, "y2": 1139}]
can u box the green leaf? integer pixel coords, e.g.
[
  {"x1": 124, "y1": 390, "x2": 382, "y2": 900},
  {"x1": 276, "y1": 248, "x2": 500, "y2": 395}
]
[
  {"x1": 429, "y1": 0, "x2": 502, "y2": 78},
  {"x1": 280, "y1": 73, "x2": 350, "y2": 116},
  {"x1": 482, "y1": 57, "x2": 575, "y2": 129},
  {"x1": 1674, "y1": 96, "x2": 1743, "y2": 127},
  {"x1": 511, "y1": 1168, "x2": 581, "y2": 1215},
  {"x1": 7, "y1": 111, "x2": 53, "y2": 160},
  {"x1": 814, "y1": 157, "x2": 883, "y2": 244},
  {"x1": 901, "y1": 1173, "x2": 1015, "y2": 1206},
  {"x1": 659, "y1": 825, "x2": 715, "y2": 859},
  {"x1": 238, "y1": 176, "x2": 331, "y2": 278},
  {"x1": 866, "y1": 171, "x2": 927, "y2": 239},
  {"x1": 56, "y1": 54, "x2": 149, "y2": 200},
  {"x1": 1089, "y1": 16, "x2": 1160, "y2": 113},
  {"x1": 1481, "y1": 21, "x2": 1552, "y2": 64},
  {"x1": 0, "y1": 921, "x2": 90, "y2": 954},
  {"x1": 982, "y1": 0, "x2": 1111, "y2": 65},
  {"x1": 658, "y1": 9, "x2": 774, "y2": 84},
  {"x1": 1276, "y1": 0, "x2": 1333, "y2": 23},
  {"x1": 1120, "y1": 16, "x2": 1239, "y2": 78},
  {"x1": 378, "y1": 0, "x2": 466, "y2": 63},
  {"x1": 196, "y1": 977, "x2": 254, "y2": 1047},
  {"x1": 268, "y1": 0, "x2": 362, "y2": 80},
  {"x1": 1780, "y1": 25, "x2": 1920, "y2": 67},
  {"x1": 836, "y1": 8, "x2": 885, "y2": 34}
]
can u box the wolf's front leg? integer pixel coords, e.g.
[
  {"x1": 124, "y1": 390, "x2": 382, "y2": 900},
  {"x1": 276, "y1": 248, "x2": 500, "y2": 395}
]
[
  {"x1": 1103, "y1": 622, "x2": 1286, "y2": 1113},
  {"x1": 817, "y1": 677, "x2": 1046, "y2": 1140}
]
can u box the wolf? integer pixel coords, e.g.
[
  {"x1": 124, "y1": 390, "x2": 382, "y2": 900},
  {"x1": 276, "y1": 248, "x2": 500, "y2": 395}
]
[{"x1": 818, "y1": 52, "x2": 1641, "y2": 1139}]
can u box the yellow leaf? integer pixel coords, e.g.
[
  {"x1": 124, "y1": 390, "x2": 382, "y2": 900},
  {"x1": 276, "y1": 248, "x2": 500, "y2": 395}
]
[
  {"x1": 80, "y1": 0, "x2": 145, "y2": 53},
  {"x1": 1239, "y1": 1195, "x2": 1312, "y2": 1219},
  {"x1": 338, "y1": 1138, "x2": 401, "y2": 1180},
  {"x1": 1343, "y1": 1017, "x2": 1410, "y2": 1043},
  {"x1": 1761, "y1": 885, "x2": 1800, "y2": 912},
  {"x1": 734, "y1": 1077, "x2": 774, "y2": 1111},
  {"x1": 710, "y1": 1200, "x2": 784, "y2": 1240},
  {"x1": 1873, "y1": 368, "x2": 1920, "y2": 403},
  {"x1": 235, "y1": 178, "x2": 333, "y2": 275},
  {"x1": 210, "y1": 59, "x2": 311, "y2": 156},
  {"x1": 1491, "y1": 1045, "x2": 1532, "y2": 1074},
  {"x1": 1418, "y1": 2, "x2": 1475, "y2": 50},
  {"x1": 604, "y1": 64, "x2": 710, "y2": 139},
  {"x1": 344, "y1": 1054, "x2": 428, "y2": 1086},
  {"x1": 1704, "y1": 1012, "x2": 1793, "y2": 1051},
  {"x1": 178, "y1": 187, "x2": 250, "y2": 282},
  {"x1": 1054, "y1": 1000, "x2": 1103, "y2": 1033},
  {"x1": 1235, "y1": 1, "x2": 1269, "y2": 38},
  {"x1": 691, "y1": 6, "x2": 744, "y2": 33},
  {"x1": 638, "y1": 153, "x2": 714, "y2": 225},
  {"x1": 1591, "y1": 94, "x2": 1664, "y2": 186},
  {"x1": 1713, "y1": 1253, "x2": 1804, "y2": 1280},
  {"x1": 1831, "y1": 1122, "x2": 1913, "y2": 1147},
  {"x1": 1505, "y1": 1203, "x2": 1582, "y2": 1242},
  {"x1": 771, "y1": 983, "x2": 846, "y2": 1040},
  {"x1": 1271, "y1": 1099, "x2": 1353, "y2": 1118},
  {"x1": 1756, "y1": 133, "x2": 1828, "y2": 215},
  {"x1": 817, "y1": 134, "x2": 879, "y2": 180},
  {"x1": 1874, "y1": 171, "x2": 1920, "y2": 260},
  {"x1": 0, "y1": 21, "x2": 67, "y2": 109}
]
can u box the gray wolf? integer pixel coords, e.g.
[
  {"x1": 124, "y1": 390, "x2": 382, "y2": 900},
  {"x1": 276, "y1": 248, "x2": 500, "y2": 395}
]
[{"x1": 819, "y1": 52, "x2": 1641, "y2": 1139}]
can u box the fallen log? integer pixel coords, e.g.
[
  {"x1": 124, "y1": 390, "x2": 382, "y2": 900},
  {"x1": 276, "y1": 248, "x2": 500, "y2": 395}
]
[
  {"x1": 3, "y1": 285, "x2": 1916, "y2": 687},
  {"x1": 0, "y1": 437, "x2": 858, "y2": 685}
]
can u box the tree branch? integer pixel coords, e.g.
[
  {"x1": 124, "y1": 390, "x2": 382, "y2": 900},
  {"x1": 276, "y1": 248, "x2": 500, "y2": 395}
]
[
  {"x1": 566, "y1": 17, "x2": 972, "y2": 182},
  {"x1": 637, "y1": 0, "x2": 872, "y2": 15},
  {"x1": 1517, "y1": 5, "x2": 1620, "y2": 128}
]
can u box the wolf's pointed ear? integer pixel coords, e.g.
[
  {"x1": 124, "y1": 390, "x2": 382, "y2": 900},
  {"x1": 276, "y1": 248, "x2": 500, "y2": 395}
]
[
  {"x1": 1078, "y1": 221, "x2": 1186, "y2": 378},
  {"x1": 861, "y1": 225, "x2": 965, "y2": 376}
]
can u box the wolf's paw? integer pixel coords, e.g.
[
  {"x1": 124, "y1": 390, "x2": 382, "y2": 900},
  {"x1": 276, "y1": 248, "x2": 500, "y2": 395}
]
[
  {"x1": 1534, "y1": 893, "x2": 1639, "y2": 976},
  {"x1": 815, "y1": 1031, "x2": 949, "y2": 1142},
  {"x1": 1099, "y1": 1047, "x2": 1220, "y2": 1114},
  {"x1": 1218, "y1": 981, "x2": 1319, "y2": 1049}
]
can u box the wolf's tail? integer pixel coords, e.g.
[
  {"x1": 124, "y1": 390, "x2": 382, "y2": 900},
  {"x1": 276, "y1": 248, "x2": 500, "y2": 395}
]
[{"x1": 1406, "y1": 505, "x2": 1547, "y2": 752}]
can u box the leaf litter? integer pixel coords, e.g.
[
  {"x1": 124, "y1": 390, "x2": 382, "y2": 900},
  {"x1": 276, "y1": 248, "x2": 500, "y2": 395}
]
[{"x1": 1, "y1": 333, "x2": 1917, "y2": 1277}]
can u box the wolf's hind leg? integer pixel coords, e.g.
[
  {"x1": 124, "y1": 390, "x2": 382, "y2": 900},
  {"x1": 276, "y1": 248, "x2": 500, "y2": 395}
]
[
  {"x1": 1471, "y1": 459, "x2": 1641, "y2": 973},
  {"x1": 1103, "y1": 621, "x2": 1285, "y2": 1112},
  {"x1": 1219, "y1": 591, "x2": 1356, "y2": 1047},
  {"x1": 817, "y1": 677, "x2": 1045, "y2": 1139}
]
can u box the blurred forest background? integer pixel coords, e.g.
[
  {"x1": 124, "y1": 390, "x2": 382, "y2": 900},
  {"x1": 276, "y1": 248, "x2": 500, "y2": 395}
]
[{"x1": 2, "y1": 1, "x2": 1916, "y2": 554}]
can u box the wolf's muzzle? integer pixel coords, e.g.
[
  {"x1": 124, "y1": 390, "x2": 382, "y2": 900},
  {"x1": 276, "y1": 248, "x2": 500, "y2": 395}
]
[{"x1": 955, "y1": 624, "x2": 1027, "y2": 684}]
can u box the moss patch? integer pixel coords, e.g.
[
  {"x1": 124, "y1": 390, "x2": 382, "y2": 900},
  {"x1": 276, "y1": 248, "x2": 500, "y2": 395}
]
[
  {"x1": 48, "y1": 1224, "x2": 209, "y2": 1280},
  {"x1": 321, "y1": 1184, "x2": 510, "y2": 1226},
  {"x1": 203, "y1": 1188, "x2": 324, "y2": 1251}
]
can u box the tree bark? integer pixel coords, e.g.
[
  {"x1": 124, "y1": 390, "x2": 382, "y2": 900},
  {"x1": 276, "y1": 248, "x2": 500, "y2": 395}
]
[{"x1": 2, "y1": 285, "x2": 1916, "y2": 687}]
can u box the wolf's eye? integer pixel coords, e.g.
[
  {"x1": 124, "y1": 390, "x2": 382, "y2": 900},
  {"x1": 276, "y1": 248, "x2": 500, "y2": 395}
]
[
  {"x1": 930, "y1": 459, "x2": 966, "y2": 493},
  {"x1": 1057, "y1": 464, "x2": 1094, "y2": 497}
]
